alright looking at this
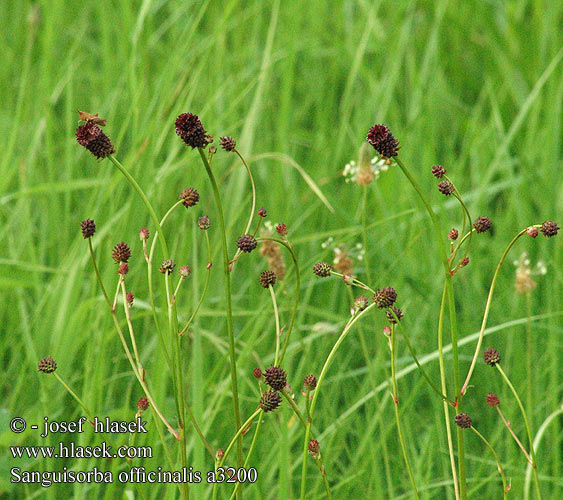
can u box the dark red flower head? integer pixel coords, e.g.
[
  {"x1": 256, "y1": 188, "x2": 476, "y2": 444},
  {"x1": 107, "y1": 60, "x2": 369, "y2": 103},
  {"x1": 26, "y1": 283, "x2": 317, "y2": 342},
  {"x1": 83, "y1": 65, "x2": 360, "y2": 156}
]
[
  {"x1": 540, "y1": 221, "x2": 559, "y2": 237},
  {"x1": 81, "y1": 219, "x2": 96, "y2": 239},
  {"x1": 175, "y1": 113, "x2": 213, "y2": 149},
  {"x1": 220, "y1": 136, "x2": 236, "y2": 152},
  {"x1": 76, "y1": 122, "x2": 115, "y2": 158},
  {"x1": 366, "y1": 124, "x2": 400, "y2": 158}
]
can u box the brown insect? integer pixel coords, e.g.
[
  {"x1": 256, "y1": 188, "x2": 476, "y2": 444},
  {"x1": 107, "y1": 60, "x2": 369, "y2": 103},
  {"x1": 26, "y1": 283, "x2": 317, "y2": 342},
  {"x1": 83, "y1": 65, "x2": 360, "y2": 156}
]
[{"x1": 77, "y1": 111, "x2": 107, "y2": 127}]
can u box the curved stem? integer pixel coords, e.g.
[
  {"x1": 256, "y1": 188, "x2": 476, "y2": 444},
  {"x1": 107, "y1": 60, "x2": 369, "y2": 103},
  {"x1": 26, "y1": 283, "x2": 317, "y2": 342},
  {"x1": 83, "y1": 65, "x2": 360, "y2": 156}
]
[
  {"x1": 270, "y1": 285, "x2": 281, "y2": 365},
  {"x1": 120, "y1": 279, "x2": 141, "y2": 370},
  {"x1": 470, "y1": 426, "x2": 508, "y2": 500},
  {"x1": 108, "y1": 155, "x2": 169, "y2": 258},
  {"x1": 392, "y1": 310, "x2": 450, "y2": 402},
  {"x1": 390, "y1": 325, "x2": 421, "y2": 499},
  {"x1": 524, "y1": 404, "x2": 563, "y2": 500},
  {"x1": 228, "y1": 410, "x2": 264, "y2": 500},
  {"x1": 178, "y1": 231, "x2": 212, "y2": 337},
  {"x1": 197, "y1": 148, "x2": 243, "y2": 470},
  {"x1": 257, "y1": 237, "x2": 300, "y2": 365},
  {"x1": 437, "y1": 284, "x2": 460, "y2": 500},
  {"x1": 229, "y1": 150, "x2": 257, "y2": 268},
  {"x1": 461, "y1": 228, "x2": 530, "y2": 395},
  {"x1": 496, "y1": 364, "x2": 542, "y2": 500},
  {"x1": 331, "y1": 271, "x2": 376, "y2": 294},
  {"x1": 212, "y1": 409, "x2": 262, "y2": 500}
]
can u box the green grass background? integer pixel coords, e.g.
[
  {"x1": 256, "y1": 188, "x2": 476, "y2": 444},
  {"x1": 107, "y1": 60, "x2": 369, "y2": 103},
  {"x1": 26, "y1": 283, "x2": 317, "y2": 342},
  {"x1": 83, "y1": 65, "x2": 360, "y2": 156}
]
[{"x1": 1, "y1": 0, "x2": 562, "y2": 498}]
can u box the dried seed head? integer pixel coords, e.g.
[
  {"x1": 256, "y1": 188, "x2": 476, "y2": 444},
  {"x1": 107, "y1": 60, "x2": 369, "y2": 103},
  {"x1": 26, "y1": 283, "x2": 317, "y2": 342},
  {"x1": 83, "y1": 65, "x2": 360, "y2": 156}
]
[
  {"x1": 454, "y1": 413, "x2": 472, "y2": 429},
  {"x1": 258, "y1": 208, "x2": 267, "y2": 218},
  {"x1": 313, "y1": 262, "x2": 332, "y2": 277},
  {"x1": 354, "y1": 295, "x2": 369, "y2": 312},
  {"x1": 385, "y1": 306, "x2": 403, "y2": 324},
  {"x1": 259, "y1": 270, "x2": 277, "y2": 288},
  {"x1": 198, "y1": 216, "x2": 210, "y2": 230},
  {"x1": 126, "y1": 292, "x2": 134, "y2": 307},
  {"x1": 264, "y1": 366, "x2": 287, "y2": 391},
  {"x1": 180, "y1": 187, "x2": 199, "y2": 208},
  {"x1": 237, "y1": 234, "x2": 257, "y2": 253},
  {"x1": 139, "y1": 228, "x2": 149, "y2": 241},
  {"x1": 118, "y1": 263, "x2": 129, "y2": 276},
  {"x1": 484, "y1": 348, "x2": 501, "y2": 366},
  {"x1": 38, "y1": 357, "x2": 57, "y2": 374},
  {"x1": 137, "y1": 397, "x2": 149, "y2": 411},
  {"x1": 303, "y1": 375, "x2": 317, "y2": 391},
  {"x1": 526, "y1": 226, "x2": 538, "y2": 238},
  {"x1": 486, "y1": 393, "x2": 500, "y2": 407},
  {"x1": 112, "y1": 242, "x2": 131, "y2": 263},
  {"x1": 308, "y1": 439, "x2": 320, "y2": 457},
  {"x1": 179, "y1": 265, "x2": 191, "y2": 278},
  {"x1": 259, "y1": 390, "x2": 282, "y2": 412},
  {"x1": 175, "y1": 113, "x2": 213, "y2": 149},
  {"x1": 448, "y1": 228, "x2": 459, "y2": 241},
  {"x1": 540, "y1": 220, "x2": 559, "y2": 238},
  {"x1": 366, "y1": 124, "x2": 400, "y2": 158},
  {"x1": 81, "y1": 219, "x2": 96, "y2": 239},
  {"x1": 373, "y1": 287, "x2": 397, "y2": 309},
  {"x1": 76, "y1": 122, "x2": 115, "y2": 158},
  {"x1": 159, "y1": 259, "x2": 176, "y2": 274},
  {"x1": 253, "y1": 368, "x2": 262, "y2": 379},
  {"x1": 276, "y1": 223, "x2": 288, "y2": 237},
  {"x1": 432, "y1": 164, "x2": 446, "y2": 178},
  {"x1": 438, "y1": 180, "x2": 455, "y2": 196},
  {"x1": 219, "y1": 136, "x2": 236, "y2": 152},
  {"x1": 474, "y1": 216, "x2": 492, "y2": 234}
]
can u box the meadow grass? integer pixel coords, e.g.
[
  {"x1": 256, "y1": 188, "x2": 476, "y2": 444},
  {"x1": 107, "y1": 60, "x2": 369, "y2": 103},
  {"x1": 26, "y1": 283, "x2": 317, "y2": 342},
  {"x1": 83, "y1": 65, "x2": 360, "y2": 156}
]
[{"x1": 1, "y1": 0, "x2": 562, "y2": 499}]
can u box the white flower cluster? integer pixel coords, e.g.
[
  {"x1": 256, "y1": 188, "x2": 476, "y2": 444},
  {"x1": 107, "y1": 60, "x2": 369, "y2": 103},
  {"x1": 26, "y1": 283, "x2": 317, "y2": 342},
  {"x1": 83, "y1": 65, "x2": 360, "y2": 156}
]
[{"x1": 342, "y1": 156, "x2": 389, "y2": 184}]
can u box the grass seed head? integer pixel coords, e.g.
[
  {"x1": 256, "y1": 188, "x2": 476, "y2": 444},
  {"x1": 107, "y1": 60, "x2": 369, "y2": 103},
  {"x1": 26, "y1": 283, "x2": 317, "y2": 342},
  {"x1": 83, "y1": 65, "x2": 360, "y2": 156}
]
[
  {"x1": 486, "y1": 393, "x2": 500, "y2": 407},
  {"x1": 448, "y1": 228, "x2": 459, "y2": 241},
  {"x1": 438, "y1": 180, "x2": 455, "y2": 196},
  {"x1": 303, "y1": 374, "x2": 317, "y2": 391},
  {"x1": 373, "y1": 286, "x2": 397, "y2": 309},
  {"x1": 474, "y1": 216, "x2": 492, "y2": 234},
  {"x1": 386, "y1": 305, "x2": 403, "y2": 324},
  {"x1": 432, "y1": 164, "x2": 446, "y2": 178},
  {"x1": 180, "y1": 187, "x2": 199, "y2": 208}
]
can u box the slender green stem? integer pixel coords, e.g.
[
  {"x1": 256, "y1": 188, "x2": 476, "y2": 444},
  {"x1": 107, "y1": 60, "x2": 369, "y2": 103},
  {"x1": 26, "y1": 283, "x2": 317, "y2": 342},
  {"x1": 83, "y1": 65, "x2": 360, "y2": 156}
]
[
  {"x1": 178, "y1": 231, "x2": 212, "y2": 337},
  {"x1": 87, "y1": 235, "x2": 178, "y2": 439},
  {"x1": 470, "y1": 426, "x2": 508, "y2": 500},
  {"x1": 461, "y1": 228, "x2": 531, "y2": 395},
  {"x1": 390, "y1": 325, "x2": 420, "y2": 499},
  {"x1": 392, "y1": 309, "x2": 450, "y2": 402},
  {"x1": 257, "y1": 237, "x2": 300, "y2": 365},
  {"x1": 197, "y1": 148, "x2": 243, "y2": 472},
  {"x1": 229, "y1": 150, "x2": 257, "y2": 268},
  {"x1": 496, "y1": 364, "x2": 542, "y2": 500},
  {"x1": 87, "y1": 239, "x2": 111, "y2": 308},
  {"x1": 228, "y1": 410, "x2": 264, "y2": 500},
  {"x1": 108, "y1": 155, "x2": 169, "y2": 258},
  {"x1": 331, "y1": 271, "x2": 376, "y2": 294},
  {"x1": 300, "y1": 304, "x2": 374, "y2": 500},
  {"x1": 54, "y1": 373, "x2": 94, "y2": 419},
  {"x1": 270, "y1": 285, "x2": 281, "y2": 365},
  {"x1": 361, "y1": 186, "x2": 372, "y2": 283},
  {"x1": 281, "y1": 389, "x2": 307, "y2": 427},
  {"x1": 395, "y1": 156, "x2": 467, "y2": 499},
  {"x1": 120, "y1": 279, "x2": 141, "y2": 369},
  {"x1": 212, "y1": 409, "x2": 262, "y2": 500},
  {"x1": 525, "y1": 293, "x2": 533, "y2": 431},
  {"x1": 495, "y1": 406, "x2": 533, "y2": 464},
  {"x1": 437, "y1": 284, "x2": 460, "y2": 500}
]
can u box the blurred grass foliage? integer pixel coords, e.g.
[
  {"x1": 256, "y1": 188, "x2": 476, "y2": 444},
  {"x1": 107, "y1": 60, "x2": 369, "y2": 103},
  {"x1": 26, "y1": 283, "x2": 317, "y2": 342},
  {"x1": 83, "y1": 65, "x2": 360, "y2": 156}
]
[{"x1": 1, "y1": 0, "x2": 562, "y2": 499}]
